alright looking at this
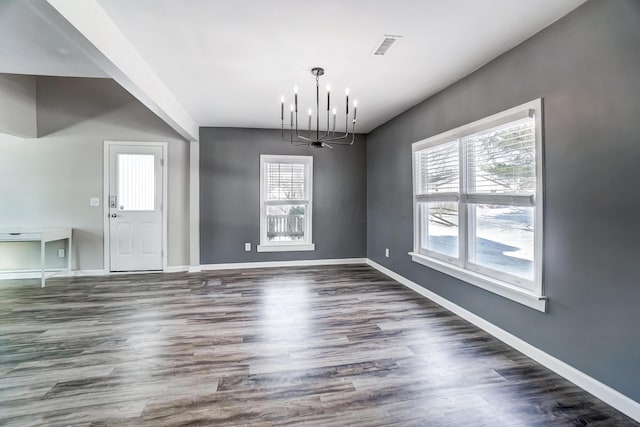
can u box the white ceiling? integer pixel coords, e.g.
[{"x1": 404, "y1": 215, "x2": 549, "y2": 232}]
[
  {"x1": 3, "y1": 0, "x2": 587, "y2": 133},
  {"x1": 0, "y1": 0, "x2": 106, "y2": 78},
  {"x1": 95, "y1": 0, "x2": 586, "y2": 133}
]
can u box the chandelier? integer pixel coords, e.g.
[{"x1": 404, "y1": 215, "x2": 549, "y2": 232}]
[{"x1": 280, "y1": 67, "x2": 357, "y2": 148}]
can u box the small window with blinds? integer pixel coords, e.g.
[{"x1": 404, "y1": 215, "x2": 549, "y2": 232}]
[
  {"x1": 258, "y1": 155, "x2": 315, "y2": 252},
  {"x1": 117, "y1": 154, "x2": 156, "y2": 211},
  {"x1": 411, "y1": 99, "x2": 546, "y2": 311}
]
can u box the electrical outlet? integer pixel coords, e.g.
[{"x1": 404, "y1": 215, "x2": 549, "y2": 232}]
[
  {"x1": 58, "y1": 249, "x2": 65, "y2": 258},
  {"x1": 385, "y1": 248, "x2": 390, "y2": 258},
  {"x1": 90, "y1": 197, "x2": 100, "y2": 207},
  {"x1": 244, "y1": 243, "x2": 251, "y2": 252}
]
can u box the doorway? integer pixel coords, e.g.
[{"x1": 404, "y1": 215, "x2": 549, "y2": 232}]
[{"x1": 103, "y1": 141, "x2": 167, "y2": 272}]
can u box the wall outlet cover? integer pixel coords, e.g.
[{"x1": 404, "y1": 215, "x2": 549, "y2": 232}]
[
  {"x1": 244, "y1": 243, "x2": 251, "y2": 252},
  {"x1": 385, "y1": 248, "x2": 390, "y2": 257},
  {"x1": 58, "y1": 249, "x2": 65, "y2": 258},
  {"x1": 90, "y1": 197, "x2": 100, "y2": 207}
]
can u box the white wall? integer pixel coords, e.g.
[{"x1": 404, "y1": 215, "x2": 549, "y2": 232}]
[
  {"x1": 0, "y1": 76, "x2": 189, "y2": 271},
  {"x1": 0, "y1": 73, "x2": 37, "y2": 138}
]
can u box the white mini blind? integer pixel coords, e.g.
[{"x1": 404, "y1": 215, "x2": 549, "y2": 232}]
[
  {"x1": 415, "y1": 140, "x2": 459, "y2": 195},
  {"x1": 265, "y1": 163, "x2": 306, "y2": 200},
  {"x1": 117, "y1": 154, "x2": 155, "y2": 211},
  {"x1": 466, "y1": 118, "x2": 536, "y2": 195}
]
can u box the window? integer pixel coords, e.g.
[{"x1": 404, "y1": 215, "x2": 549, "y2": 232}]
[
  {"x1": 410, "y1": 99, "x2": 546, "y2": 311},
  {"x1": 117, "y1": 154, "x2": 155, "y2": 211},
  {"x1": 258, "y1": 155, "x2": 314, "y2": 252}
]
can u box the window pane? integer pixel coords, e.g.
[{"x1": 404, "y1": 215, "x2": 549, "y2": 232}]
[
  {"x1": 470, "y1": 205, "x2": 534, "y2": 280},
  {"x1": 266, "y1": 163, "x2": 305, "y2": 200},
  {"x1": 415, "y1": 141, "x2": 459, "y2": 195},
  {"x1": 266, "y1": 205, "x2": 305, "y2": 242},
  {"x1": 466, "y1": 118, "x2": 535, "y2": 195},
  {"x1": 420, "y1": 202, "x2": 458, "y2": 258},
  {"x1": 117, "y1": 154, "x2": 155, "y2": 211}
]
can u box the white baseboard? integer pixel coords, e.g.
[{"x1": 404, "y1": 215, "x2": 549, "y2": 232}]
[
  {"x1": 200, "y1": 258, "x2": 367, "y2": 271},
  {"x1": 0, "y1": 266, "x2": 191, "y2": 280},
  {"x1": 1, "y1": 260, "x2": 366, "y2": 279},
  {"x1": 70, "y1": 269, "x2": 107, "y2": 277},
  {"x1": 365, "y1": 259, "x2": 640, "y2": 422},
  {"x1": 0, "y1": 269, "x2": 66, "y2": 280},
  {"x1": 0, "y1": 269, "x2": 106, "y2": 280}
]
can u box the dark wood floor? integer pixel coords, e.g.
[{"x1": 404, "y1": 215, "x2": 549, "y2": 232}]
[{"x1": 0, "y1": 265, "x2": 636, "y2": 426}]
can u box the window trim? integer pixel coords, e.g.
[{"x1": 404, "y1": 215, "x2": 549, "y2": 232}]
[
  {"x1": 410, "y1": 99, "x2": 546, "y2": 312},
  {"x1": 257, "y1": 154, "x2": 315, "y2": 252}
]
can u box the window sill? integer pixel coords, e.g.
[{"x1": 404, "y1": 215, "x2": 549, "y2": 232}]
[
  {"x1": 408, "y1": 252, "x2": 547, "y2": 312},
  {"x1": 257, "y1": 243, "x2": 315, "y2": 253}
]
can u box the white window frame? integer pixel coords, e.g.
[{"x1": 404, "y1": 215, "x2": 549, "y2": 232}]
[
  {"x1": 257, "y1": 154, "x2": 315, "y2": 252},
  {"x1": 409, "y1": 99, "x2": 547, "y2": 312}
]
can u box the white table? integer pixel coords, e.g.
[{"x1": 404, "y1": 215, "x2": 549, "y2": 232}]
[{"x1": 0, "y1": 228, "x2": 72, "y2": 288}]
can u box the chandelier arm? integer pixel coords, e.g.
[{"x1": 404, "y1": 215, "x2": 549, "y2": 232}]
[
  {"x1": 319, "y1": 132, "x2": 351, "y2": 142},
  {"x1": 326, "y1": 129, "x2": 356, "y2": 145},
  {"x1": 294, "y1": 133, "x2": 313, "y2": 142},
  {"x1": 282, "y1": 131, "x2": 312, "y2": 145},
  {"x1": 281, "y1": 122, "x2": 290, "y2": 143},
  {"x1": 330, "y1": 122, "x2": 357, "y2": 145},
  {"x1": 294, "y1": 111, "x2": 310, "y2": 141},
  {"x1": 293, "y1": 108, "x2": 309, "y2": 141},
  {"x1": 323, "y1": 110, "x2": 331, "y2": 139},
  {"x1": 351, "y1": 120, "x2": 357, "y2": 144},
  {"x1": 319, "y1": 119, "x2": 350, "y2": 141},
  {"x1": 281, "y1": 124, "x2": 311, "y2": 144}
]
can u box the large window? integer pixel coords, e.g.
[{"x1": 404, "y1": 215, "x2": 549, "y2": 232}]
[
  {"x1": 410, "y1": 99, "x2": 546, "y2": 311},
  {"x1": 258, "y1": 155, "x2": 314, "y2": 252}
]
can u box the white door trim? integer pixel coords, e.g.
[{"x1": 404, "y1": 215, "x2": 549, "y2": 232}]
[{"x1": 103, "y1": 141, "x2": 168, "y2": 272}]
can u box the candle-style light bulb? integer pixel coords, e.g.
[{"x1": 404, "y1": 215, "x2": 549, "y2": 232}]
[
  {"x1": 308, "y1": 108, "x2": 313, "y2": 116},
  {"x1": 326, "y1": 84, "x2": 331, "y2": 111},
  {"x1": 280, "y1": 96, "x2": 285, "y2": 120},
  {"x1": 345, "y1": 88, "x2": 349, "y2": 115},
  {"x1": 332, "y1": 107, "x2": 337, "y2": 133}
]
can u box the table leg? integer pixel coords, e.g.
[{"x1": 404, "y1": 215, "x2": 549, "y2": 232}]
[
  {"x1": 67, "y1": 235, "x2": 72, "y2": 276},
  {"x1": 41, "y1": 240, "x2": 46, "y2": 288}
]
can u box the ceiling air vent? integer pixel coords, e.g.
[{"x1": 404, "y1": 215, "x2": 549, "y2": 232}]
[{"x1": 371, "y1": 35, "x2": 402, "y2": 56}]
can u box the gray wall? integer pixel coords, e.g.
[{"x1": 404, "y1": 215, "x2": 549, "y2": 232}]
[
  {"x1": 367, "y1": 0, "x2": 640, "y2": 401},
  {"x1": 200, "y1": 128, "x2": 366, "y2": 264},
  {"x1": 0, "y1": 73, "x2": 36, "y2": 138},
  {"x1": 0, "y1": 76, "x2": 190, "y2": 271}
]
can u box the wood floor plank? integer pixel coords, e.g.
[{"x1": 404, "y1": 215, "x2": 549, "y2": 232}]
[{"x1": 0, "y1": 265, "x2": 636, "y2": 426}]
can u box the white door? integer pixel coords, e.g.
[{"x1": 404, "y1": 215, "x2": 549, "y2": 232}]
[{"x1": 108, "y1": 144, "x2": 163, "y2": 271}]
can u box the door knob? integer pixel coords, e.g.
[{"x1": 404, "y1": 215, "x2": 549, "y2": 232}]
[{"x1": 111, "y1": 213, "x2": 118, "y2": 218}]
